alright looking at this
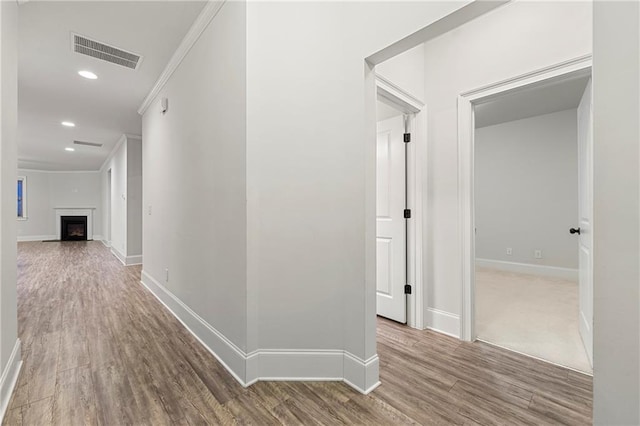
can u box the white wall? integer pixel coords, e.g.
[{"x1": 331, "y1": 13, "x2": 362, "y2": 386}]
[
  {"x1": 110, "y1": 138, "x2": 127, "y2": 256},
  {"x1": 126, "y1": 138, "x2": 142, "y2": 257},
  {"x1": 376, "y1": 44, "x2": 425, "y2": 101},
  {"x1": 142, "y1": 0, "x2": 248, "y2": 367},
  {"x1": 422, "y1": 1, "x2": 591, "y2": 335},
  {"x1": 475, "y1": 109, "x2": 578, "y2": 269},
  {"x1": 100, "y1": 135, "x2": 142, "y2": 264},
  {"x1": 140, "y1": 0, "x2": 478, "y2": 389},
  {"x1": 593, "y1": 1, "x2": 640, "y2": 424},
  {"x1": 0, "y1": 1, "x2": 21, "y2": 419},
  {"x1": 246, "y1": 0, "x2": 476, "y2": 389},
  {"x1": 16, "y1": 170, "x2": 102, "y2": 241}
]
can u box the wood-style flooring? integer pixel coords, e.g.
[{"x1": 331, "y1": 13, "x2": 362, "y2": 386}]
[{"x1": 3, "y1": 242, "x2": 592, "y2": 425}]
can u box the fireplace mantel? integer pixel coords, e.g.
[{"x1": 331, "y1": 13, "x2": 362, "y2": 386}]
[{"x1": 54, "y1": 208, "x2": 94, "y2": 241}]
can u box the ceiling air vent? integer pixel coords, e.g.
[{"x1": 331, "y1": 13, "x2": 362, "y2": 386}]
[
  {"x1": 72, "y1": 33, "x2": 142, "y2": 70},
  {"x1": 73, "y1": 140, "x2": 103, "y2": 148}
]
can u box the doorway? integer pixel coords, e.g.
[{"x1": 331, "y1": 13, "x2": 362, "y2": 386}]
[
  {"x1": 106, "y1": 168, "x2": 112, "y2": 246},
  {"x1": 374, "y1": 75, "x2": 425, "y2": 328},
  {"x1": 458, "y1": 56, "x2": 593, "y2": 372}
]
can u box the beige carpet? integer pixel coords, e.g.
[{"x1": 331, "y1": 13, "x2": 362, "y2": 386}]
[{"x1": 476, "y1": 267, "x2": 593, "y2": 374}]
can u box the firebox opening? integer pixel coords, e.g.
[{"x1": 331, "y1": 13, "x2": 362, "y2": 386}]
[{"x1": 61, "y1": 216, "x2": 88, "y2": 241}]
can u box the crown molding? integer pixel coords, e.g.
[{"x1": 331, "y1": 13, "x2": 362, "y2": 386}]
[
  {"x1": 99, "y1": 134, "x2": 127, "y2": 173},
  {"x1": 17, "y1": 169, "x2": 100, "y2": 174},
  {"x1": 137, "y1": 1, "x2": 226, "y2": 116}
]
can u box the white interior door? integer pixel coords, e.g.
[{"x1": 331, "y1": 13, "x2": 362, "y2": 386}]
[
  {"x1": 376, "y1": 115, "x2": 406, "y2": 323},
  {"x1": 577, "y1": 77, "x2": 593, "y2": 366}
]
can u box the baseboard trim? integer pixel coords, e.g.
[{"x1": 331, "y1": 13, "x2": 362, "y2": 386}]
[
  {"x1": 140, "y1": 270, "x2": 379, "y2": 393},
  {"x1": 110, "y1": 248, "x2": 142, "y2": 266},
  {"x1": 0, "y1": 340, "x2": 22, "y2": 423},
  {"x1": 17, "y1": 235, "x2": 55, "y2": 242},
  {"x1": 110, "y1": 247, "x2": 127, "y2": 265},
  {"x1": 425, "y1": 308, "x2": 460, "y2": 338},
  {"x1": 141, "y1": 270, "x2": 248, "y2": 385},
  {"x1": 476, "y1": 258, "x2": 578, "y2": 280},
  {"x1": 343, "y1": 351, "x2": 381, "y2": 394},
  {"x1": 244, "y1": 350, "x2": 378, "y2": 394},
  {"x1": 246, "y1": 349, "x2": 343, "y2": 384},
  {"x1": 126, "y1": 255, "x2": 143, "y2": 265},
  {"x1": 101, "y1": 239, "x2": 111, "y2": 248}
]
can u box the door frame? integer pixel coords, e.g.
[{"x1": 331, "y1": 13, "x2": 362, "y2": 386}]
[
  {"x1": 106, "y1": 168, "x2": 112, "y2": 246},
  {"x1": 457, "y1": 54, "x2": 593, "y2": 342},
  {"x1": 376, "y1": 74, "x2": 426, "y2": 330}
]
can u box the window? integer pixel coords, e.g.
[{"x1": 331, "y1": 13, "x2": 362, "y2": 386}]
[{"x1": 17, "y1": 176, "x2": 26, "y2": 220}]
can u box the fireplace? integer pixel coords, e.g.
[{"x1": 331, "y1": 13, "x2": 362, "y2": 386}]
[{"x1": 61, "y1": 216, "x2": 88, "y2": 241}]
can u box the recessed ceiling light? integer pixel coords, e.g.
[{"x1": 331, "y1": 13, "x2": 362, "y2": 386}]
[
  {"x1": 78, "y1": 70, "x2": 97, "y2": 80},
  {"x1": 65, "y1": 147, "x2": 75, "y2": 152},
  {"x1": 61, "y1": 121, "x2": 75, "y2": 127}
]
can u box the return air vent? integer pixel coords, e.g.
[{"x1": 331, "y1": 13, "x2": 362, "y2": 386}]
[
  {"x1": 73, "y1": 140, "x2": 103, "y2": 148},
  {"x1": 72, "y1": 33, "x2": 142, "y2": 70}
]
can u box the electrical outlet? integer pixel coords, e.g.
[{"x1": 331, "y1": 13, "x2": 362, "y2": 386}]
[
  {"x1": 165, "y1": 268, "x2": 169, "y2": 282},
  {"x1": 148, "y1": 205, "x2": 152, "y2": 215},
  {"x1": 534, "y1": 250, "x2": 542, "y2": 259},
  {"x1": 506, "y1": 247, "x2": 513, "y2": 255}
]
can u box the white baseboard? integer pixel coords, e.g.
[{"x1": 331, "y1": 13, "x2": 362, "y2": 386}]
[
  {"x1": 343, "y1": 351, "x2": 381, "y2": 394},
  {"x1": 17, "y1": 235, "x2": 55, "y2": 242},
  {"x1": 111, "y1": 247, "x2": 126, "y2": 265},
  {"x1": 101, "y1": 239, "x2": 111, "y2": 248},
  {"x1": 93, "y1": 234, "x2": 103, "y2": 241},
  {"x1": 0, "y1": 340, "x2": 22, "y2": 423},
  {"x1": 140, "y1": 270, "x2": 379, "y2": 394},
  {"x1": 246, "y1": 349, "x2": 344, "y2": 384},
  {"x1": 110, "y1": 248, "x2": 142, "y2": 266},
  {"x1": 475, "y1": 258, "x2": 578, "y2": 280},
  {"x1": 126, "y1": 255, "x2": 143, "y2": 265},
  {"x1": 425, "y1": 308, "x2": 460, "y2": 338},
  {"x1": 141, "y1": 270, "x2": 248, "y2": 385},
  {"x1": 244, "y1": 349, "x2": 378, "y2": 394}
]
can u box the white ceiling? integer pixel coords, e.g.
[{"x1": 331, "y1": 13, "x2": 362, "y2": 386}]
[
  {"x1": 18, "y1": 1, "x2": 206, "y2": 171},
  {"x1": 475, "y1": 75, "x2": 591, "y2": 129}
]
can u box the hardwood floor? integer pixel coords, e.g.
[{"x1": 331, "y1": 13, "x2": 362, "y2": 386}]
[{"x1": 3, "y1": 242, "x2": 592, "y2": 425}]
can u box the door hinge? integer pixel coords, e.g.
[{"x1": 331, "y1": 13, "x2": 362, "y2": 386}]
[
  {"x1": 403, "y1": 133, "x2": 411, "y2": 143},
  {"x1": 404, "y1": 209, "x2": 411, "y2": 219},
  {"x1": 404, "y1": 284, "x2": 412, "y2": 294}
]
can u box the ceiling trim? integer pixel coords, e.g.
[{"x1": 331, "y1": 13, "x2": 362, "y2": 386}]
[
  {"x1": 98, "y1": 133, "x2": 142, "y2": 172},
  {"x1": 17, "y1": 169, "x2": 101, "y2": 174},
  {"x1": 99, "y1": 134, "x2": 127, "y2": 172},
  {"x1": 137, "y1": 1, "x2": 226, "y2": 115}
]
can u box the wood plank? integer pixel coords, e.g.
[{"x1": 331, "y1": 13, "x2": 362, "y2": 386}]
[
  {"x1": 25, "y1": 331, "x2": 60, "y2": 403},
  {"x1": 20, "y1": 397, "x2": 53, "y2": 426},
  {"x1": 528, "y1": 394, "x2": 592, "y2": 425},
  {"x1": 52, "y1": 366, "x2": 97, "y2": 426},
  {"x1": 2, "y1": 408, "x2": 22, "y2": 426}
]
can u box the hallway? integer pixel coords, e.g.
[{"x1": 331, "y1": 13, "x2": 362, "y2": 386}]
[{"x1": 4, "y1": 242, "x2": 592, "y2": 425}]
